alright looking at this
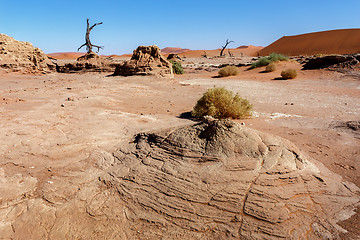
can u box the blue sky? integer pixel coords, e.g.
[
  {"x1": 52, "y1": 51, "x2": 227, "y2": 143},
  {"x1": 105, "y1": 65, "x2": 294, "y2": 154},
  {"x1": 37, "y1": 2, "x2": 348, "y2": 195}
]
[{"x1": 1, "y1": 0, "x2": 359, "y2": 54}]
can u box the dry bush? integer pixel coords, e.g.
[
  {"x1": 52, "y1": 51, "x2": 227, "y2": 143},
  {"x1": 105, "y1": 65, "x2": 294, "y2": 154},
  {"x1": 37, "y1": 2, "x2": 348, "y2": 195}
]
[
  {"x1": 265, "y1": 63, "x2": 276, "y2": 72},
  {"x1": 191, "y1": 87, "x2": 252, "y2": 119},
  {"x1": 281, "y1": 69, "x2": 297, "y2": 79},
  {"x1": 218, "y1": 65, "x2": 239, "y2": 77}
]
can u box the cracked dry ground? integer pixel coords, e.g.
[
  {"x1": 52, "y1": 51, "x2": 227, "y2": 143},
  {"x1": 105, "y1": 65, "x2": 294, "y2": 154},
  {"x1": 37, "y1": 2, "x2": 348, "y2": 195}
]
[{"x1": 0, "y1": 67, "x2": 359, "y2": 239}]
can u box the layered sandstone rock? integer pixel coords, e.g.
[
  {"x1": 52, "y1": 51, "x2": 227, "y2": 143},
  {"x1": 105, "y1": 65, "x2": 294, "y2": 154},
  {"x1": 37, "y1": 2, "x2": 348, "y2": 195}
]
[
  {"x1": 101, "y1": 119, "x2": 359, "y2": 239},
  {"x1": 0, "y1": 33, "x2": 55, "y2": 72},
  {"x1": 114, "y1": 45, "x2": 173, "y2": 77}
]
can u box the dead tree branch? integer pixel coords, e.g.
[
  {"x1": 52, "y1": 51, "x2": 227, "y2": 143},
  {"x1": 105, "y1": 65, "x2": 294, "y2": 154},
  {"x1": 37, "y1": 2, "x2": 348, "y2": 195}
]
[
  {"x1": 220, "y1": 39, "x2": 234, "y2": 57},
  {"x1": 78, "y1": 19, "x2": 104, "y2": 53}
]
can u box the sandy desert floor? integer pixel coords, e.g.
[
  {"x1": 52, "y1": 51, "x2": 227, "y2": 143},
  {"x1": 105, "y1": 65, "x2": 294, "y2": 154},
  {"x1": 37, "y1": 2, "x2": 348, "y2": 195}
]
[{"x1": 0, "y1": 60, "x2": 359, "y2": 239}]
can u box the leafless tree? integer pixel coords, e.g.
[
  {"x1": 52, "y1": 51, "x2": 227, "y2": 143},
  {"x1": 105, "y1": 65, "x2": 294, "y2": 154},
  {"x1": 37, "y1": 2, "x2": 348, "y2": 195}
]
[
  {"x1": 220, "y1": 39, "x2": 234, "y2": 57},
  {"x1": 78, "y1": 19, "x2": 103, "y2": 53},
  {"x1": 228, "y1": 49, "x2": 233, "y2": 58}
]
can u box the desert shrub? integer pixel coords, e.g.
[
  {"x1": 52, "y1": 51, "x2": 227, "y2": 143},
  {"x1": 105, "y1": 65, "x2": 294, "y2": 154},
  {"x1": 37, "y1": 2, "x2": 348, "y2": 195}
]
[
  {"x1": 251, "y1": 57, "x2": 271, "y2": 68},
  {"x1": 170, "y1": 60, "x2": 184, "y2": 74},
  {"x1": 281, "y1": 69, "x2": 297, "y2": 79},
  {"x1": 191, "y1": 87, "x2": 252, "y2": 119},
  {"x1": 251, "y1": 53, "x2": 288, "y2": 68},
  {"x1": 265, "y1": 63, "x2": 276, "y2": 72},
  {"x1": 268, "y1": 52, "x2": 288, "y2": 61},
  {"x1": 218, "y1": 65, "x2": 240, "y2": 77}
]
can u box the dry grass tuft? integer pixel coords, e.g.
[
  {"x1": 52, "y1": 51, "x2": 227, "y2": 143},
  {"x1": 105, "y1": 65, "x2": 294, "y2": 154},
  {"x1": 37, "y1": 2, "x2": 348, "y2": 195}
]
[
  {"x1": 281, "y1": 69, "x2": 297, "y2": 79},
  {"x1": 192, "y1": 87, "x2": 252, "y2": 119},
  {"x1": 265, "y1": 63, "x2": 276, "y2": 72},
  {"x1": 218, "y1": 65, "x2": 239, "y2": 77}
]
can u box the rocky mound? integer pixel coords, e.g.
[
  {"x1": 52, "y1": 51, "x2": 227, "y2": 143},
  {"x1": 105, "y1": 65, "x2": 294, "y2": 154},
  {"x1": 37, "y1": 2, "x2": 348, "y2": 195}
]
[
  {"x1": 113, "y1": 45, "x2": 173, "y2": 77},
  {"x1": 57, "y1": 51, "x2": 116, "y2": 73},
  {"x1": 100, "y1": 119, "x2": 359, "y2": 239},
  {"x1": 0, "y1": 33, "x2": 55, "y2": 73},
  {"x1": 303, "y1": 54, "x2": 360, "y2": 70},
  {"x1": 260, "y1": 29, "x2": 360, "y2": 56}
]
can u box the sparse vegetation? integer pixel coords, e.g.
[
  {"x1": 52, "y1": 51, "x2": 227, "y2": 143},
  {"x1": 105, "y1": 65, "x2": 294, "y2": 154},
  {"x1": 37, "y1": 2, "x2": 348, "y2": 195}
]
[
  {"x1": 265, "y1": 63, "x2": 276, "y2": 72},
  {"x1": 170, "y1": 60, "x2": 184, "y2": 74},
  {"x1": 281, "y1": 69, "x2": 297, "y2": 79},
  {"x1": 251, "y1": 53, "x2": 289, "y2": 68},
  {"x1": 191, "y1": 87, "x2": 252, "y2": 119},
  {"x1": 218, "y1": 65, "x2": 239, "y2": 77}
]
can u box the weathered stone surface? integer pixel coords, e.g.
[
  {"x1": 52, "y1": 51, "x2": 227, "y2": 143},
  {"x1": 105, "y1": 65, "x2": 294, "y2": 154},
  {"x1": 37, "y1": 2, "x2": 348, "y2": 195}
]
[
  {"x1": 0, "y1": 33, "x2": 55, "y2": 72},
  {"x1": 1, "y1": 120, "x2": 358, "y2": 239},
  {"x1": 57, "y1": 51, "x2": 116, "y2": 73},
  {"x1": 114, "y1": 45, "x2": 173, "y2": 77},
  {"x1": 303, "y1": 54, "x2": 358, "y2": 69},
  {"x1": 101, "y1": 119, "x2": 359, "y2": 239}
]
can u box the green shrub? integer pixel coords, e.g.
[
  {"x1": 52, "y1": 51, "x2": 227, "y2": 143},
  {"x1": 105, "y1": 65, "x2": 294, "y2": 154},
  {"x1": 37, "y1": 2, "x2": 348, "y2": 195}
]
[
  {"x1": 251, "y1": 53, "x2": 288, "y2": 69},
  {"x1": 281, "y1": 69, "x2": 297, "y2": 79},
  {"x1": 268, "y1": 52, "x2": 288, "y2": 61},
  {"x1": 191, "y1": 87, "x2": 252, "y2": 119},
  {"x1": 265, "y1": 63, "x2": 276, "y2": 72},
  {"x1": 170, "y1": 60, "x2": 184, "y2": 74},
  {"x1": 218, "y1": 65, "x2": 240, "y2": 77}
]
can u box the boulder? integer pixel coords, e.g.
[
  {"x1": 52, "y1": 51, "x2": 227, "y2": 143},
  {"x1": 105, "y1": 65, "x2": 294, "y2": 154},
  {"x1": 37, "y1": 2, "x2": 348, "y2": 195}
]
[
  {"x1": 56, "y1": 51, "x2": 116, "y2": 73},
  {"x1": 113, "y1": 45, "x2": 173, "y2": 77},
  {"x1": 303, "y1": 55, "x2": 358, "y2": 69},
  {"x1": 167, "y1": 53, "x2": 182, "y2": 62},
  {"x1": 0, "y1": 34, "x2": 55, "y2": 73},
  {"x1": 100, "y1": 119, "x2": 360, "y2": 239}
]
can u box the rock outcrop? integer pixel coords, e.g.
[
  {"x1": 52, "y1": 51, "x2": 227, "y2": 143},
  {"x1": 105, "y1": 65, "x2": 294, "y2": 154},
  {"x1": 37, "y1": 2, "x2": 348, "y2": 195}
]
[
  {"x1": 303, "y1": 54, "x2": 360, "y2": 70},
  {"x1": 1, "y1": 119, "x2": 358, "y2": 239},
  {"x1": 113, "y1": 45, "x2": 173, "y2": 77},
  {"x1": 99, "y1": 119, "x2": 359, "y2": 239},
  {"x1": 56, "y1": 51, "x2": 116, "y2": 73},
  {"x1": 167, "y1": 53, "x2": 182, "y2": 62},
  {"x1": 0, "y1": 33, "x2": 55, "y2": 72}
]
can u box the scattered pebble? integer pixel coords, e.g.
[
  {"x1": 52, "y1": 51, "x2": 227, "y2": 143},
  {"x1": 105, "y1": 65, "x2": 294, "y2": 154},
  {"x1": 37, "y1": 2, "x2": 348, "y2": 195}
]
[{"x1": 61, "y1": 104, "x2": 65, "y2": 107}]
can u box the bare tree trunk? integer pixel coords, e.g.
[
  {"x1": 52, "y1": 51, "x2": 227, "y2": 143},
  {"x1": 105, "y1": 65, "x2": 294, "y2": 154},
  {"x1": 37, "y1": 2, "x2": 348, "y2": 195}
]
[
  {"x1": 202, "y1": 51, "x2": 207, "y2": 58},
  {"x1": 78, "y1": 19, "x2": 103, "y2": 53},
  {"x1": 220, "y1": 39, "x2": 234, "y2": 57}
]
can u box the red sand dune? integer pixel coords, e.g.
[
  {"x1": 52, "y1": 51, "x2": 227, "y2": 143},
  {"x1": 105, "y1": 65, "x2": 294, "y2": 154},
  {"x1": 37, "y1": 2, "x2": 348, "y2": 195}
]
[
  {"x1": 259, "y1": 29, "x2": 360, "y2": 56},
  {"x1": 161, "y1": 47, "x2": 190, "y2": 54},
  {"x1": 47, "y1": 52, "x2": 85, "y2": 60},
  {"x1": 179, "y1": 45, "x2": 263, "y2": 58}
]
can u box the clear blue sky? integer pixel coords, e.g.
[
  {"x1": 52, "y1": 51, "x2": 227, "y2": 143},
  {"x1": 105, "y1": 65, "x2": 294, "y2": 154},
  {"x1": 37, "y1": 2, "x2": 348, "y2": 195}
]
[{"x1": 1, "y1": 0, "x2": 359, "y2": 54}]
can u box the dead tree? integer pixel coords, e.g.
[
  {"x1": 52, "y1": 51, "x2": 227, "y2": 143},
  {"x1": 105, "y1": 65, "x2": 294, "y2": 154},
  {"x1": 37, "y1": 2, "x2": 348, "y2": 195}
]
[
  {"x1": 228, "y1": 49, "x2": 233, "y2": 58},
  {"x1": 202, "y1": 51, "x2": 207, "y2": 58},
  {"x1": 220, "y1": 39, "x2": 234, "y2": 57},
  {"x1": 78, "y1": 19, "x2": 103, "y2": 53}
]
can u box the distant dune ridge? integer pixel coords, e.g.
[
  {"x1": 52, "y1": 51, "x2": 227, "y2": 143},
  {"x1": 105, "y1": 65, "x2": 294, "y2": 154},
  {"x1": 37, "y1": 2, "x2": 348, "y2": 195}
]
[
  {"x1": 48, "y1": 45, "x2": 263, "y2": 60},
  {"x1": 161, "y1": 47, "x2": 190, "y2": 54},
  {"x1": 259, "y1": 28, "x2": 360, "y2": 56}
]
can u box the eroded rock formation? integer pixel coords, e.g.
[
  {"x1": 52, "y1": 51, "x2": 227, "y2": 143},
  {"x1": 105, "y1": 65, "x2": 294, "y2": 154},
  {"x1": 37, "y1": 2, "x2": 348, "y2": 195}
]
[
  {"x1": 113, "y1": 45, "x2": 173, "y2": 77},
  {"x1": 0, "y1": 33, "x2": 55, "y2": 73},
  {"x1": 303, "y1": 54, "x2": 360, "y2": 70},
  {"x1": 56, "y1": 51, "x2": 116, "y2": 73},
  {"x1": 100, "y1": 119, "x2": 359, "y2": 239}
]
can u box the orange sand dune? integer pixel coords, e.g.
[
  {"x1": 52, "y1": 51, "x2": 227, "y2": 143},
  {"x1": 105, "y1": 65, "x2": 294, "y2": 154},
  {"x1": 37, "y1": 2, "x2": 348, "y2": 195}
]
[
  {"x1": 260, "y1": 29, "x2": 360, "y2": 56},
  {"x1": 179, "y1": 46, "x2": 263, "y2": 58},
  {"x1": 47, "y1": 52, "x2": 85, "y2": 60},
  {"x1": 161, "y1": 47, "x2": 190, "y2": 54}
]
